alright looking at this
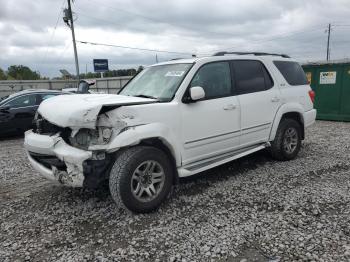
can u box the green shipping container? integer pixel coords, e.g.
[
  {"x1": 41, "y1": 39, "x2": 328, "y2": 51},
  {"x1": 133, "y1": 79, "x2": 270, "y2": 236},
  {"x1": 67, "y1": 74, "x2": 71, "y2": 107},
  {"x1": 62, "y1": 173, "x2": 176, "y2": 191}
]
[{"x1": 302, "y1": 60, "x2": 350, "y2": 122}]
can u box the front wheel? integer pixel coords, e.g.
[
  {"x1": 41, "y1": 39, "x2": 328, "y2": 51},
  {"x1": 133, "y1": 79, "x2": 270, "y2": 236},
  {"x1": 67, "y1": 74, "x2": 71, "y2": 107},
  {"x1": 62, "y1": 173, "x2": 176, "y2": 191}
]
[
  {"x1": 270, "y1": 119, "x2": 302, "y2": 161},
  {"x1": 109, "y1": 146, "x2": 173, "y2": 213}
]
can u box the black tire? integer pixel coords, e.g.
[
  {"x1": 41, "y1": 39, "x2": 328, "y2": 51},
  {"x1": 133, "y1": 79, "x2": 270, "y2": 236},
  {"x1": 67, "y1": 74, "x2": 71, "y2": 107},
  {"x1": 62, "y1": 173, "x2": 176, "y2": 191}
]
[
  {"x1": 270, "y1": 118, "x2": 302, "y2": 161},
  {"x1": 109, "y1": 146, "x2": 173, "y2": 213}
]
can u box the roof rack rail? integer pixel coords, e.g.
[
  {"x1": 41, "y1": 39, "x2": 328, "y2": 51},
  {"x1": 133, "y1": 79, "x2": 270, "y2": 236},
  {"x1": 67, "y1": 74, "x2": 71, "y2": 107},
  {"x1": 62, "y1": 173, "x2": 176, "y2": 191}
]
[{"x1": 213, "y1": 51, "x2": 290, "y2": 58}]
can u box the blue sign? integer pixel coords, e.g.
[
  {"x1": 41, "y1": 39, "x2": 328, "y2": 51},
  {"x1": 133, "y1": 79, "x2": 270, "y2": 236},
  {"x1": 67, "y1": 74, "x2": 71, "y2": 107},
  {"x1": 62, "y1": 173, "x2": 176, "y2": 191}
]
[{"x1": 93, "y1": 59, "x2": 109, "y2": 72}]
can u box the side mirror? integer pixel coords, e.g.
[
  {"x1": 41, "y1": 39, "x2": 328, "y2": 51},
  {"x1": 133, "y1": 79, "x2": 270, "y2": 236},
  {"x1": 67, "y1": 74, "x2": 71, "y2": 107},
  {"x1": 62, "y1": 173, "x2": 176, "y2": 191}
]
[
  {"x1": 77, "y1": 80, "x2": 92, "y2": 94},
  {"x1": 189, "y1": 86, "x2": 205, "y2": 101},
  {"x1": 0, "y1": 106, "x2": 10, "y2": 112}
]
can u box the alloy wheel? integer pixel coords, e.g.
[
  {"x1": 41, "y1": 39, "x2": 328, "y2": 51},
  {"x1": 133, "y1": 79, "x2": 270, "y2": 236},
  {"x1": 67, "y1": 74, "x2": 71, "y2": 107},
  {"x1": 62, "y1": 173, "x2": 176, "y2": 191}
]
[
  {"x1": 130, "y1": 160, "x2": 165, "y2": 202},
  {"x1": 283, "y1": 127, "x2": 298, "y2": 154}
]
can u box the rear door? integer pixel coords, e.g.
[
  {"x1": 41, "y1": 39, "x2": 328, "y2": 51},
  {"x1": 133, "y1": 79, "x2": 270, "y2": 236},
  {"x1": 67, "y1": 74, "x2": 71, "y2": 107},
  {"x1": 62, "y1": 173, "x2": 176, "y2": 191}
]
[{"x1": 232, "y1": 60, "x2": 281, "y2": 147}]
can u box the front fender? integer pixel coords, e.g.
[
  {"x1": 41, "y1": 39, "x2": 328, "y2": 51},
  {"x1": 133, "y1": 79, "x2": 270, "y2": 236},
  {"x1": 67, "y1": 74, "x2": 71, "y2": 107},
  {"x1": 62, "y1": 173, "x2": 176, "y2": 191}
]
[
  {"x1": 269, "y1": 103, "x2": 305, "y2": 141},
  {"x1": 106, "y1": 123, "x2": 181, "y2": 166}
]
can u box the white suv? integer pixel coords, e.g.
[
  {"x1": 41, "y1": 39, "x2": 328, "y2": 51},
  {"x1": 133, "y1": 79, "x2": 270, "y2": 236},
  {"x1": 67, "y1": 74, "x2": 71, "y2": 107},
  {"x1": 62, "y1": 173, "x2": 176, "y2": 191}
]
[{"x1": 24, "y1": 52, "x2": 316, "y2": 213}]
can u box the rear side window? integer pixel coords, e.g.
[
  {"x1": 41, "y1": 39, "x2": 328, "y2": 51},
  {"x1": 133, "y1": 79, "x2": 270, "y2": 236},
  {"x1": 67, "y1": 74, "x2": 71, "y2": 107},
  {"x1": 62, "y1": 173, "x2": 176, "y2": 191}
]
[
  {"x1": 232, "y1": 60, "x2": 273, "y2": 95},
  {"x1": 274, "y1": 61, "x2": 308, "y2": 86}
]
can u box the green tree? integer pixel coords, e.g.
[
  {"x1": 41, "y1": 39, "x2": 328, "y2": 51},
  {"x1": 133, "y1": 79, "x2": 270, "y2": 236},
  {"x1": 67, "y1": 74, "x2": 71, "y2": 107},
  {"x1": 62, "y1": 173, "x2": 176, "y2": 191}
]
[
  {"x1": 78, "y1": 67, "x2": 142, "y2": 79},
  {"x1": 0, "y1": 68, "x2": 6, "y2": 80},
  {"x1": 137, "y1": 66, "x2": 144, "y2": 73},
  {"x1": 7, "y1": 65, "x2": 41, "y2": 80}
]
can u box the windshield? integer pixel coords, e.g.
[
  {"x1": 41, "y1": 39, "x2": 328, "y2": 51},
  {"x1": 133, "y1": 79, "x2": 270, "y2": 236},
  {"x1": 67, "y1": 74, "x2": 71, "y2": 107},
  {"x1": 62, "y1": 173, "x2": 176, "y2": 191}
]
[
  {"x1": 0, "y1": 95, "x2": 10, "y2": 105},
  {"x1": 120, "y1": 63, "x2": 193, "y2": 101}
]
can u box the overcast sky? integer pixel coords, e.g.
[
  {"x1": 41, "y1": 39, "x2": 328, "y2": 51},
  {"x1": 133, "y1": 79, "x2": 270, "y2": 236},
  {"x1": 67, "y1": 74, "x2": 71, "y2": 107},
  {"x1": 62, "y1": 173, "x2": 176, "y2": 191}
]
[{"x1": 1, "y1": 0, "x2": 350, "y2": 78}]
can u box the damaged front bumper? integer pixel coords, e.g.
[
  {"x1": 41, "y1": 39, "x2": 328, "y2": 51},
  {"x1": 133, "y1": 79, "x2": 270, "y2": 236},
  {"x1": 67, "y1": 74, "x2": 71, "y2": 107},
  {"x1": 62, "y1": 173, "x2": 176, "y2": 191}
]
[{"x1": 24, "y1": 130, "x2": 107, "y2": 187}]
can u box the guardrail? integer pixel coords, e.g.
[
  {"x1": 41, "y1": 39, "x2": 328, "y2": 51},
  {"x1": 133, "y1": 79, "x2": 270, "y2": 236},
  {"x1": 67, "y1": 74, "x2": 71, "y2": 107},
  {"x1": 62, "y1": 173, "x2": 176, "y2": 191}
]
[{"x1": 0, "y1": 76, "x2": 133, "y2": 97}]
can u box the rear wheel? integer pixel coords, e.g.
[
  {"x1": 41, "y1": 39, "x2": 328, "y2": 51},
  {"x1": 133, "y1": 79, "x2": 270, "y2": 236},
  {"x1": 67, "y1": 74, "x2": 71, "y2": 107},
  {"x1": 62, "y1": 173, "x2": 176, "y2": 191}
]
[
  {"x1": 270, "y1": 118, "x2": 302, "y2": 161},
  {"x1": 109, "y1": 146, "x2": 173, "y2": 213}
]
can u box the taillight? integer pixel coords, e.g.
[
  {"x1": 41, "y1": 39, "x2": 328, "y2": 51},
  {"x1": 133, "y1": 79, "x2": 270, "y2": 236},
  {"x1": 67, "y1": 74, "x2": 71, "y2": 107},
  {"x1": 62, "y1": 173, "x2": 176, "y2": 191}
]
[{"x1": 308, "y1": 90, "x2": 315, "y2": 103}]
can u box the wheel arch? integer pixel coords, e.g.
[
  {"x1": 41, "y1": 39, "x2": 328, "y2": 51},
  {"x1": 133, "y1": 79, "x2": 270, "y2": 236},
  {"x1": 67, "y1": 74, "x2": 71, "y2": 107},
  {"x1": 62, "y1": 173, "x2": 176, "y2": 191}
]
[
  {"x1": 106, "y1": 123, "x2": 181, "y2": 184},
  {"x1": 269, "y1": 104, "x2": 305, "y2": 141},
  {"x1": 138, "y1": 137, "x2": 179, "y2": 185}
]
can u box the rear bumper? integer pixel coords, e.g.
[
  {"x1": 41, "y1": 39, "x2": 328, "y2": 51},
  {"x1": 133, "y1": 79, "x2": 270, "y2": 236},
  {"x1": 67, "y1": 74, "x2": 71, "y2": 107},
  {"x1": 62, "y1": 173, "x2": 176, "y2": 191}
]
[
  {"x1": 304, "y1": 109, "x2": 317, "y2": 128},
  {"x1": 24, "y1": 130, "x2": 92, "y2": 187}
]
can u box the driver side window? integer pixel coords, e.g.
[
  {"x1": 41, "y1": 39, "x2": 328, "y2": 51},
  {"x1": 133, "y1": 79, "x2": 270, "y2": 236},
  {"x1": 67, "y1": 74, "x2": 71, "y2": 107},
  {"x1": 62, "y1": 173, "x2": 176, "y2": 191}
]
[
  {"x1": 5, "y1": 94, "x2": 37, "y2": 108},
  {"x1": 190, "y1": 62, "x2": 232, "y2": 99}
]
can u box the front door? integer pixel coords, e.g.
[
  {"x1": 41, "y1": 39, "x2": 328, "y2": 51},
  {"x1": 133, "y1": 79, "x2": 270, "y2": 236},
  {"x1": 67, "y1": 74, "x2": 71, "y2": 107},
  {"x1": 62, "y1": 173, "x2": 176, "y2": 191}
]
[
  {"x1": 180, "y1": 61, "x2": 241, "y2": 166},
  {"x1": 6, "y1": 94, "x2": 38, "y2": 132},
  {"x1": 0, "y1": 107, "x2": 12, "y2": 134}
]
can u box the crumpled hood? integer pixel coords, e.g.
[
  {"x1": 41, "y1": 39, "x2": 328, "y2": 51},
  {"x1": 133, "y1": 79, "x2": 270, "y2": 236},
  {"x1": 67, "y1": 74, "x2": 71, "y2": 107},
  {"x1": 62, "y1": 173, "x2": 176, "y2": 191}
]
[{"x1": 38, "y1": 94, "x2": 155, "y2": 128}]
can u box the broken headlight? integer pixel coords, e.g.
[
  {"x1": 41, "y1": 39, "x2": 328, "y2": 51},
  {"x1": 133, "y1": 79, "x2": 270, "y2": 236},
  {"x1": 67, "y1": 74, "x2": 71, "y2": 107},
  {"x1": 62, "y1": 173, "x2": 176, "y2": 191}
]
[
  {"x1": 69, "y1": 127, "x2": 113, "y2": 149},
  {"x1": 69, "y1": 114, "x2": 128, "y2": 150}
]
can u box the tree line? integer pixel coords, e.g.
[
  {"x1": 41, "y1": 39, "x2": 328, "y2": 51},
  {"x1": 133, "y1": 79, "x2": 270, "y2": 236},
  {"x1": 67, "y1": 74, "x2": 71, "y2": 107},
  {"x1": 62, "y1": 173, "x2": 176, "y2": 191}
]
[
  {"x1": 77, "y1": 66, "x2": 144, "y2": 79},
  {"x1": 0, "y1": 65, "x2": 144, "y2": 81},
  {"x1": 0, "y1": 65, "x2": 41, "y2": 80}
]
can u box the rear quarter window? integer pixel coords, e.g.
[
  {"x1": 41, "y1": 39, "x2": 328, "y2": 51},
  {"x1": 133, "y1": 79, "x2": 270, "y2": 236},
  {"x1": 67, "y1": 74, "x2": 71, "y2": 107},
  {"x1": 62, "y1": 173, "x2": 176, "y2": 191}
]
[{"x1": 273, "y1": 61, "x2": 308, "y2": 86}]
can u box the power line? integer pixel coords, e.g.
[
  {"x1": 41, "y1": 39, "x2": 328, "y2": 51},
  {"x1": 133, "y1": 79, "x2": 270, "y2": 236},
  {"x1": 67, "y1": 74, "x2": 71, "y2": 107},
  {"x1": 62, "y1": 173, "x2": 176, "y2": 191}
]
[
  {"x1": 333, "y1": 24, "x2": 350, "y2": 27},
  {"x1": 332, "y1": 40, "x2": 350, "y2": 44},
  {"x1": 42, "y1": 0, "x2": 66, "y2": 63},
  {"x1": 76, "y1": 10, "x2": 216, "y2": 54},
  {"x1": 83, "y1": 0, "x2": 235, "y2": 38},
  {"x1": 56, "y1": 41, "x2": 73, "y2": 65},
  {"x1": 211, "y1": 25, "x2": 326, "y2": 54},
  {"x1": 64, "y1": 0, "x2": 80, "y2": 79},
  {"x1": 76, "y1": 3, "x2": 337, "y2": 59},
  {"x1": 76, "y1": 40, "x2": 194, "y2": 55},
  {"x1": 76, "y1": 10, "x2": 225, "y2": 49}
]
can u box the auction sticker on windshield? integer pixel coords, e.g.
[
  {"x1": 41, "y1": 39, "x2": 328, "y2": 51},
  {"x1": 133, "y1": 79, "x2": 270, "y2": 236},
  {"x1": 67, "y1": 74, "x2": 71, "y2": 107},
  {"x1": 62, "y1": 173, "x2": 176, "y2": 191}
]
[{"x1": 165, "y1": 71, "x2": 185, "y2": 77}]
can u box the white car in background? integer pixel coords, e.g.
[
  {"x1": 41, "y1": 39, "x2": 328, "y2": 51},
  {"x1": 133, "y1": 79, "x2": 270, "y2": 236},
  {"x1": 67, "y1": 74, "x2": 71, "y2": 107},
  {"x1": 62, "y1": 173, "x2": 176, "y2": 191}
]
[{"x1": 24, "y1": 52, "x2": 316, "y2": 213}]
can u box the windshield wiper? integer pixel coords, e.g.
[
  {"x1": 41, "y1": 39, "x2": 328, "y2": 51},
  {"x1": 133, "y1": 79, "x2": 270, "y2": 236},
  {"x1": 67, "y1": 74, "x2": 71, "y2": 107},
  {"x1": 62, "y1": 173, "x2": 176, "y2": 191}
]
[{"x1": 134, "y1": 94, "x2": 159, "y2": 100}]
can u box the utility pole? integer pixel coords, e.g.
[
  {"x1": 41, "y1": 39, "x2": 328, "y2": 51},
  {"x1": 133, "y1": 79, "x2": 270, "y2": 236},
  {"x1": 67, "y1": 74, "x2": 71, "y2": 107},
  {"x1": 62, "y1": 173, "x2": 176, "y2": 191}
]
[
  {"x1": 326, "y1": 23, "x2": 331, "y2": 61},
  {"x1": 63, "y1": 0, "x2": 80, "y2": 81}
]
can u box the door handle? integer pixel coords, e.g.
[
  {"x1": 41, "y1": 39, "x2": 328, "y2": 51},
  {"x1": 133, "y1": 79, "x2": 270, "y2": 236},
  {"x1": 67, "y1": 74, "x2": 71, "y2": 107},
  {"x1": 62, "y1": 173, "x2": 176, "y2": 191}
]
[
  {"x1": 271, "y1": 97, "x2": 280, "y2": 103},
  {"x1": 223, "y1": 104, "x2": 237, "y2": 110}
]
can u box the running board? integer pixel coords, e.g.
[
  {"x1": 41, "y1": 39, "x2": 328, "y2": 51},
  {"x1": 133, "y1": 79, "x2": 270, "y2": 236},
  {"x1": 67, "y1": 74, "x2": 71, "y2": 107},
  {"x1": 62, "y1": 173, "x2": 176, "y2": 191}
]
[{"x1": 178, "y1": 143, "x2": 268, "y2": 177}]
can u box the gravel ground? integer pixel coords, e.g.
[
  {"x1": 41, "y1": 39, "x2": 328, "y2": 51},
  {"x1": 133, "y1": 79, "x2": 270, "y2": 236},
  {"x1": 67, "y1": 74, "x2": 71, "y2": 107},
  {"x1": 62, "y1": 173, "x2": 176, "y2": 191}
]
[{"x1": 1, "y1": 121, "x2": 350, "y2": 262}]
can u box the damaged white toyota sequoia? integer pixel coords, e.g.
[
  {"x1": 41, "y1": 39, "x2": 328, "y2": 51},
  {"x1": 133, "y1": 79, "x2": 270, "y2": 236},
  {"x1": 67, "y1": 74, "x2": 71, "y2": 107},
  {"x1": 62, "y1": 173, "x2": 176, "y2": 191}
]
[{"x1": 24, "y1": 52, "x2": 316, "y2": 213}]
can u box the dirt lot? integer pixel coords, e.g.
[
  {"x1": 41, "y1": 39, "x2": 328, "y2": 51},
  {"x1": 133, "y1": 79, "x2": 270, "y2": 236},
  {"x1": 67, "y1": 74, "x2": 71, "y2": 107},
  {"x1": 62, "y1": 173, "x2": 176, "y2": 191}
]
[{"x1": 1, "y1": 121, "x2": 350, "y2": 261}]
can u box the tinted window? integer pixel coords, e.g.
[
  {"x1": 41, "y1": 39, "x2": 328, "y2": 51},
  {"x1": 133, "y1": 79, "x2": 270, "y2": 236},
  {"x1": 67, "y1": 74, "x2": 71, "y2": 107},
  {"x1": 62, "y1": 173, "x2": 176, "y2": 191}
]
[
  {"x1": 190, "y1": 62, "x2": 232, "y2": 99},
  {"x1": 274, "y1": 61, "x2": 308, "y2": 86},
  {"x1": 233, "y1": 60, "x2": 272, "y2": 95},
  {"x1": 5, "y1": 94, "x2": 37, "y2": 108},
  {"x1": 40, "y1": 94, "x2": 58, "y2": 101},
  {"x1": 262, "y1": 66, "x2": 274, "y2": 89}
]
